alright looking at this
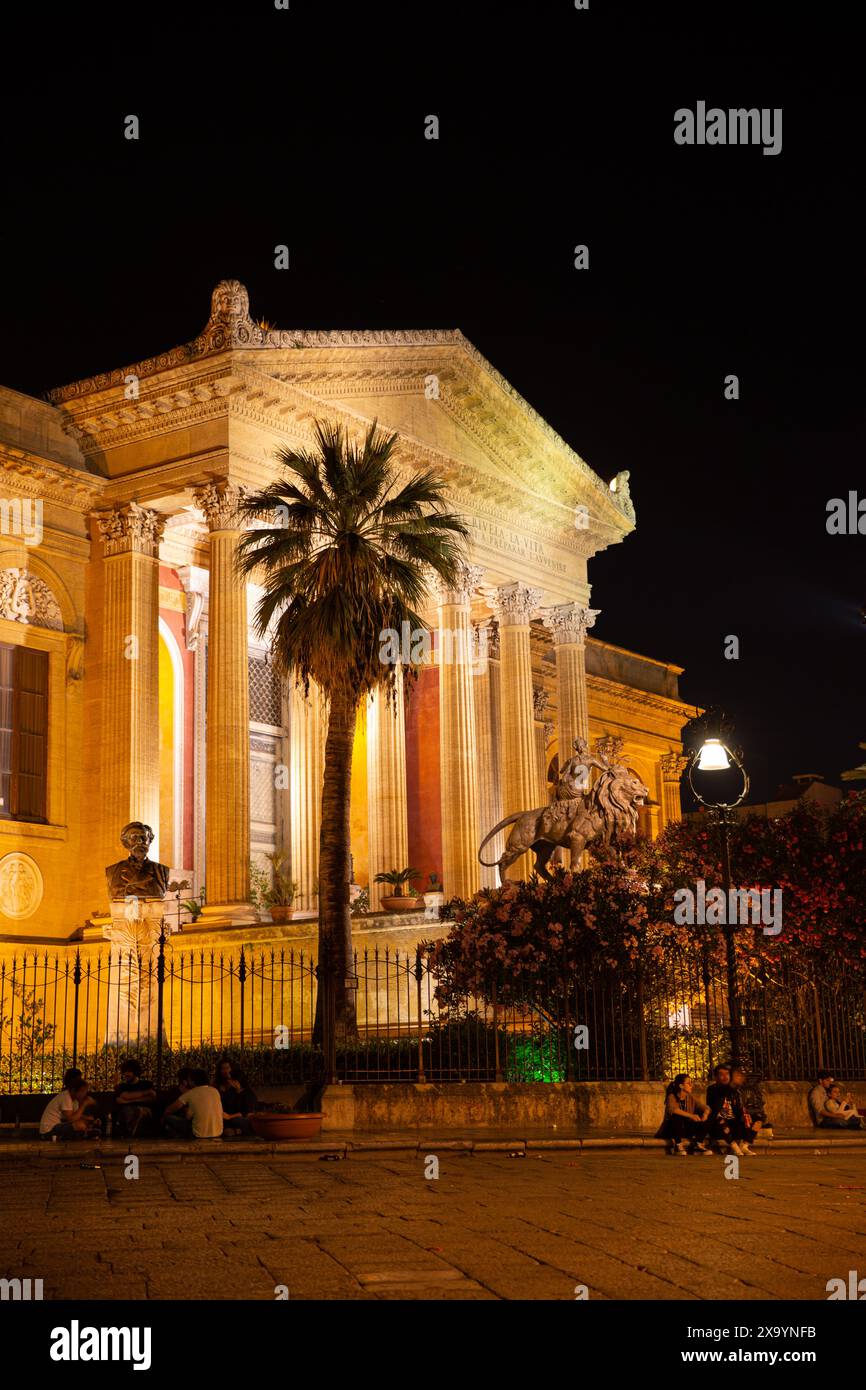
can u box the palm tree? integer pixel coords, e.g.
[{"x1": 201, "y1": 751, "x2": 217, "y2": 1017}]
[{"x1": 237, "y1": 419, "x2": 468, "y2": 1041}]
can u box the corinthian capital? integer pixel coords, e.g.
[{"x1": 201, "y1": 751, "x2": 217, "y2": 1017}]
[
  {"x1": 660, "y1": 750, "x2": 689, "y2": 781},
  {"x1": 435, "y1": 562, "x2": 484, "y2": 608},
  {"x1": 533, "y1": 686, "x2": 550, "y2": 720},
  {"x1": 94, "y1": 502, "x2": 165, "y2": 558},
  {"x1": 491, "y1": 580, "x2": 544, "y2": 627},
  {"x1": 194, "y1": 480, "x2": 247, "y2": 531},
  {"x1": 541, "y1": 602, "x2": 600, "y2": 646}
]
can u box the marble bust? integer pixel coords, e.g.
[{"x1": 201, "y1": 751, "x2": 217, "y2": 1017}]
[{"x1": 105, "y1": 822, "x2": 170, "y2": 901}]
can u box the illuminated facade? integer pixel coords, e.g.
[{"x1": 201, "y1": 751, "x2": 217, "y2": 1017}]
[{"x1": 0, "y1": 282, "x2": 693, "y2": 947}]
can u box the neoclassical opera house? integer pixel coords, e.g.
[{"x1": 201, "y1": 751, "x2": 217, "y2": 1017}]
[{"x1": 0, "y1": 281, "x2": 692, "y2": 952}]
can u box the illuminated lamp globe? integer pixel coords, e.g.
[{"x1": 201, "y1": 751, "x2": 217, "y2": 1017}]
[{"x1": 696, "y1": 738, "x2": 730, "y2": 772}]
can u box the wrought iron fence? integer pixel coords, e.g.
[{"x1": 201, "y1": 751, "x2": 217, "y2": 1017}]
[{"x1": 1, "y1": 942, "x2": 864, "y2": 1095}]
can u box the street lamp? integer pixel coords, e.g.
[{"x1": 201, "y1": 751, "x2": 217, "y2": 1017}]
[{"x1": 686, "y1": 714, "x2": 750, "y2": 1067}]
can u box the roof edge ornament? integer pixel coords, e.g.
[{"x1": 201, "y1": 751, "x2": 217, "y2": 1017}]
[{"x1": 199, "y1": 280, "x2": 256, "y2": 352}]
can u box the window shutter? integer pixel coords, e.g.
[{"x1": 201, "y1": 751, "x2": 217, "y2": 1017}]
[
  {"x1": 10, "y1": 647, "x2": 48, "y2": 821},
  {"x1": 0, "y1": 644, "x2": 12, "y2": 817}
]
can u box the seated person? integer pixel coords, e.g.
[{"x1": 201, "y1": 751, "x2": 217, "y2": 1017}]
[
  {"x1": 112, "y1": 1058, "x2": 156, "y2": 1138},
  {"x1": 732, "y1": 1065, "x2": 773, "y2": 1139},
  {"x1": 153, "y1": 1066, "x2": 195, "y2": 1126},
  {"x1": 39, "y1": 1069, "x2": 100, "y2": 1140},
  {"x1": 729, "y1": 1065, "x2": 764, "y2": 1149},
  {"x1": 824, "y1": 1083, "x2": 866, "y2": 1130},
  {"x1": 808, "y1": 1070, "x2": 849, "y2": 1127},
  {"x1": 214, "y1": 1058, "x2": 258, "y2": 1136},
  {"x1": 163, "y1": 1068, "x2": 224, "y2": 1140},
  {"x1": 704, "y1": 1063, "x2": 751, "y2": 1156},
  {"x1": 656, "y1": 1073, "x2": 712, "y2": 1155}
]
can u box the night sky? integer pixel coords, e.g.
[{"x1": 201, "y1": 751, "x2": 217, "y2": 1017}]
[{"x1": 1, "y1": 5, "x2": 861, "y2": 803}]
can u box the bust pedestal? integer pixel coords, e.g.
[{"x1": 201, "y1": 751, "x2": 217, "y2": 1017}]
[{"x1": 103, "y1": 898, "x2": 175, "y2": 1045}]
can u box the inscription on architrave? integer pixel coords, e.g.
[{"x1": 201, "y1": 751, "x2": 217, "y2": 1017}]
[{"x1": 466, "y1": 519, "x2": 568, "y2": 575}]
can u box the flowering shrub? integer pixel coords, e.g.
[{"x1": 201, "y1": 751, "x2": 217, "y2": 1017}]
[
  {"x1": 426, "y1": 793, "x2": 866, "y2": 1010},
  {"x1": 635, "y1": 792, "x2": 866, "y2": 974}
]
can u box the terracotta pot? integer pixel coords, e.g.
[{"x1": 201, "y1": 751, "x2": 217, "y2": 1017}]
[
  {"x1": 381, "y1": 895, "x2": 424, "y2": 913},
  {"x1": 269, "y1": 905, "x2": 295, "y2": 924},
  {"x1": 249, "y1": 1112, "x2": 323, "y2": 1141}
]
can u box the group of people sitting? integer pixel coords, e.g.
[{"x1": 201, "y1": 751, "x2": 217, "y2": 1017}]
[
  {"x1": 658, "y1": 1063, "x2": 769, "y2": 1156},
  {"x1": 808, "y1": 1069, "x2": 866, "y2": 1130},
  {"x1": 659, "y1": 1062, "x2": 866, "y2": 1156},
  {"x1": 38, "y1": 1057, "x2": 258, "y2": 1142}
]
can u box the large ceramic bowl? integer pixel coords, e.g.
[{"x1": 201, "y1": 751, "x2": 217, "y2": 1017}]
[{"x1": 249, "y1": 1111, "x2": 323, "y2": 1141}]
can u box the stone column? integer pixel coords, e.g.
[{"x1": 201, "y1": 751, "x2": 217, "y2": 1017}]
[
  {"x1": 542, "y1": 602, "x2": 600, "y2": 770},
  {"x1": 366, "y1": 669, "x2": 409, "y2": 911},
  {"x1": 94, "y1": 503, "x2": 164, "y2": 866},
  {"x1": 178, "y1": 565, "x2": 209, "y2": 896},
  {"x1": 194, "y1": 481, "x2": 252, "y2": 916},
  {"x1": 437, "y1": 564, "x2": 483, "y2": 901},
  {"x1": 289, "y1": 679, "x2": 327, "y2": 916},
  {"x1": 660, "y1": 751, "x2": 688, "y2": 829},
  {"x1": 492, "y1": 581, "x2": 544, "y2": 879},
  {"x1": 473, "y1": 622, "x2": 503, "y2": 891}
]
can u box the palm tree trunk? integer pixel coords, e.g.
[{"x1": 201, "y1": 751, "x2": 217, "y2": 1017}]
[{"x1": 314, "y1": 685, "x2": 358, "y2": 1045}]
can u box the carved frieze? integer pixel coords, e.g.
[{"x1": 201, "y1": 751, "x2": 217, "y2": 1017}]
[
  {"x1": 0, "y1": 569, "x2": 64, "y2": 630},
  {"x1": 0, "y1": 852, "x2": 44, "y2": 920}
]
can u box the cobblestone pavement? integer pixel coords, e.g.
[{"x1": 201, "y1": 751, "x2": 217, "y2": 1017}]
[{"x1": 1, "y1": 1150, "x2": 864, "y2": 1300}]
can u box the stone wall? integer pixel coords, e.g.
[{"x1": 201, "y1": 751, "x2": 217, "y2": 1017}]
[{"x1": 310, "y1": 1081, "x2": 866, "y2": 1133}]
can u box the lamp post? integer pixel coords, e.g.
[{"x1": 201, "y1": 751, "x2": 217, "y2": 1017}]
[{"x1": 686, "y1": 719, "x2": 750, "y2": 1067}]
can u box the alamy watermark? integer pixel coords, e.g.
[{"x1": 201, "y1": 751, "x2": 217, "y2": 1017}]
[
  {"x1": 674, "y1": 103, "x2": 782, "y2": 157},
  {"x1": 379, "y1": 621, "x2": 488, "y2": 669},
  {"x1": 0, "y1": 497, "x2": 42, "y2": 546},
  {"x1": 673, "y1": 878, "x2": 782, "y2": 936}
]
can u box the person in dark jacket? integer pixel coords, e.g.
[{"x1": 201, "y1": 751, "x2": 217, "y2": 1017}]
[
  {"x1": 705, "y1": 1064, "x2": 752, "y2": 1155},
  {"x1": 214, "y1": 1057, "x2": 258, "y2": 1136}
]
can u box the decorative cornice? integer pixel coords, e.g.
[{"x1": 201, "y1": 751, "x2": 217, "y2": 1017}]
[
  {"x1": 193, "y1": 480, "x2": 247, "y2": 531},
  {"x1": 94, "y1": 503, "x2": 165, "y2": 558},
  {"x1": 0, "y1": 447, "x2": 102, "y2": 506},
  {"x1": 489, "y1": 580, "x2": 544, "y2": 627},
  {"x1": 541, "y1": 602, "x2": 600, "y2": 646},
  {"x1": 435, "y1": 562, "x2": 484, "y2": 609},
  {"x1": 587, "y1": 673, "x2": 695, "y2": 723}
]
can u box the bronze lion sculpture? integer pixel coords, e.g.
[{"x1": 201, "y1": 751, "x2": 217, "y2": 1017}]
[{"x1": 478, "y1": 764, "x2": 649, "y2": 883}]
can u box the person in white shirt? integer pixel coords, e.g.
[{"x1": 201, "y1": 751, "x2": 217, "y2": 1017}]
[
  {"x1": 825, "y1": 1083, "x2": 865, "y2": 1129},
  {"x1": 39, "y1": 1069, "x2": 98, "y2": 1139},
  {"x1": 163, "y1": 1069, "x2": 224, "y2": 1139}
]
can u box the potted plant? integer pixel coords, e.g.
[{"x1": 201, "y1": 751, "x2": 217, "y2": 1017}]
[
  {"x1": 264, "y1": 850, "x2": 297, "y2": 924},
  {"x1": 423, "y1": 871, "x2": 445, "y2": 915},
  {"x1": 374, "y1": 866, "x2": 424, "y2": 912},
  {"x1": 249, "y1": 1101, "x2": 323, "y2": 1141}
]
